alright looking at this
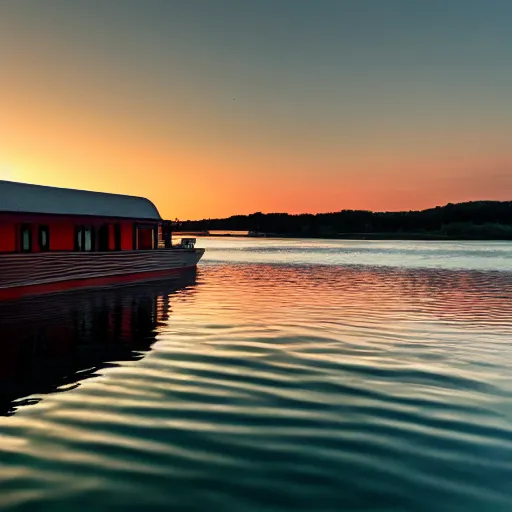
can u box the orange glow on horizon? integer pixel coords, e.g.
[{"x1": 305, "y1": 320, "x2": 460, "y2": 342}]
[
  {"x1": 1, "y1": 2, "x2": 512, "y2": 221},
  {"x1": 2, "y1": 45, "x2": 511, "y2": 221}
]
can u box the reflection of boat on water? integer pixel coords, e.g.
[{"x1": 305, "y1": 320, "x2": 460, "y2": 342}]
[{"x1": 0, "y1": 270, "x2": 196, "y2": 416}]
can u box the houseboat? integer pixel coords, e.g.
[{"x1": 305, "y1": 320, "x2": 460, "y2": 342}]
[{"x1": 0, "y1": 180, "x2": 204, "y2": 301}]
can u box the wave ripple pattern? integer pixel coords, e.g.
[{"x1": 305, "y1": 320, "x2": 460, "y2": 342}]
[{"x1": 1, "y1": 239, "x2": 512, "y2": 512}]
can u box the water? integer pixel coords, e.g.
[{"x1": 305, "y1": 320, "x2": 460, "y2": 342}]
[{"x1": 1, "y1": 238, "x2": 512, "y2": 511}]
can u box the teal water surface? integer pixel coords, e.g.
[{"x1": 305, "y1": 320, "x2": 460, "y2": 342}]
[{"x1": 1, "y1": 239, "x2": 512, "y2": 511}]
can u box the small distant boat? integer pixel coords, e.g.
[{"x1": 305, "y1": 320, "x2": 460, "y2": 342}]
[
  {"x1": 0, "y1": 181, "x2": 204, "y2": 301},
  {"x1": 248, "y1": 231, "x2": 267, "y2": 237}
]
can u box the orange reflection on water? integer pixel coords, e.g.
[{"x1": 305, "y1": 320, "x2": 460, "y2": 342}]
[{"x1": 190, "y1": 264, "x2": 512, "y2": 333}]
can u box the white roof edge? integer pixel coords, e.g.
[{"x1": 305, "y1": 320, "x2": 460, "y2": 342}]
[{"x1": 0, "y1": 180, "x2": 162, "y2": 220}]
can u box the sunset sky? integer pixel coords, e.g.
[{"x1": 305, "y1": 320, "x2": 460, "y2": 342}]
[{"x1": 1, "y1": 0, "x2": 511, "y2": 220}]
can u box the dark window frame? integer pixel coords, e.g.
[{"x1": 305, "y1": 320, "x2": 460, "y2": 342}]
[
  {"x1": 38, "y1": 225, "x2": 50, "y2": 252},
  {"x1": 75, "y1": 225, "x2": 96, "y2": 252},
  {"x1": 97, "y1": 224, "x2": 110, "y2": 252},
  {"x1": 134, "y1": 222, "x2": 157, "y2": 250},
  {"x1": 75, "y1": 225, "x2": 84, "y2": 251},
  {"x1": 20, "y1": 224, "x2": 32, "y2": 253}
]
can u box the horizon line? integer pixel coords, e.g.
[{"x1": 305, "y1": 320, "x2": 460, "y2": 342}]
[{"x1": 181, "y1": 198, "x2": 511, "y2": 222}]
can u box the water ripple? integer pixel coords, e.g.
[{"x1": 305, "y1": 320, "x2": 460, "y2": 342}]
[{"x1": 1, "y1": 242, "x2": 512, "y2": 511}]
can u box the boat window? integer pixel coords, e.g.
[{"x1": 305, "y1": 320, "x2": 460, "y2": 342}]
[
  {"x1": 20, "y1": 224, "x2": 32, "y2": 253},
  {"x1": 84, "y1": 228, "x2": 92, "y2": 251},
  {"x1": 76, "y1": 227, "x2": 83, "y2": 251},
  {"x1": 75, "y1": 225, "x2": 94, "y2": 252},
  {"x1": 38, "y1": 225, "x2": 50, "y2": 251}
]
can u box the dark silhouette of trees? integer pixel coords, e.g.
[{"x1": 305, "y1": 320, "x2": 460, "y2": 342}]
[{"x1": 179, "y1": 201, "x2": 512, "y2": 240}]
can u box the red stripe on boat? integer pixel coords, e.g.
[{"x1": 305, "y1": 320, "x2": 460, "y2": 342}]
[{"x1": 0, "y1": 266, "x2": 197, "y2": 301}]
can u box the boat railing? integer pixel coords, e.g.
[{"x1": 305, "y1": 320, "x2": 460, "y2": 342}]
[{"x1": 157, "y1": 238, "x2": 197, "y2": 249}]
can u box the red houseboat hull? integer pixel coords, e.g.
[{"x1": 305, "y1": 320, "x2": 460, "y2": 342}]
[{"x1": 0, "y1": 248, "x2": 204, "y2": 301}]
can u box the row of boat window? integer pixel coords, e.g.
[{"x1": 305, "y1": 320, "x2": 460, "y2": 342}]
[
  {"x1": 19, "y1": 224, "x2": 123, "y2": 253},
  {"x1": 20, "y1": 225, "x2": 49, "y2": 252}
]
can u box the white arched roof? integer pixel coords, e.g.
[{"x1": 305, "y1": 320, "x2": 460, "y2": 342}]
[{"x1": 0, "y1": 181, "x2": 162, "y2": 220}]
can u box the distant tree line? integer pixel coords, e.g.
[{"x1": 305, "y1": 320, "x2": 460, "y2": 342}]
[{"x1": 179, "y1": 201, "x2": 512, "y2": 240}]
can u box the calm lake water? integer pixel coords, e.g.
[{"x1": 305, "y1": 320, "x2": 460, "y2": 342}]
[{"x1": 1, "y1": 238, "x2": 512, "y2": 511}]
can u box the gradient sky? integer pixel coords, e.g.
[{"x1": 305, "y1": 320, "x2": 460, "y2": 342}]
[{"x1": 1, "y1": 0, "x2": 511, "y2": 220}]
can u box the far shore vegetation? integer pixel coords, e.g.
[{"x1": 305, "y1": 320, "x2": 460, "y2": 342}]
[{"x1": 178, "y1": 201, "x2": 512, "y2": 240}]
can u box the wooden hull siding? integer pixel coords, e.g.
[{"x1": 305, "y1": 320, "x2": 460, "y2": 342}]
[{"x1": 0, "y1": 248, "x2": 204, "y2": 301}]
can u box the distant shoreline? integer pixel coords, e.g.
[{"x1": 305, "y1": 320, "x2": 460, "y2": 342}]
[
  {"x1": 276, "y1": 232, "x2": 512, "y2": 241},
  {"x1": 175, "y1": 232, "x2": 512, "y2": 241},
  {"x1": 177, "y1": 200, "x2": 512, "y2": 241}
]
